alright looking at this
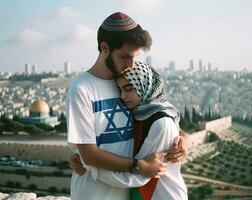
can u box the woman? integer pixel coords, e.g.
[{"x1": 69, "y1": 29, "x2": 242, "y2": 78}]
[{"x1": 72, "y1": 62, "x2": 188, "y2": 200}]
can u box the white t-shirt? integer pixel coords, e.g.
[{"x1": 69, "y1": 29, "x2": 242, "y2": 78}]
[
  {"x1": 90, "y1": 117, "x2": 188, "y2": 200},
  {"x1": 66, "y1": 72, "x2": 134, "y2": 200}
]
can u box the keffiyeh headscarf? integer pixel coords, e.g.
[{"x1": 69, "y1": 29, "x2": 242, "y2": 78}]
[{"x1": 123, "y1": 61, "x2": 180, "y2": 121}]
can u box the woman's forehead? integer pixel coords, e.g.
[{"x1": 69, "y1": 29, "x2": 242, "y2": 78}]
[{"x1": 116, "y1": 76, "x2": 129, "y2": 85}]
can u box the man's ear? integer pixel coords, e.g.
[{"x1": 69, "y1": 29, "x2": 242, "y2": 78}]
[{"x1": 100, "y1": 42, "x2": 110, "y2": 55}]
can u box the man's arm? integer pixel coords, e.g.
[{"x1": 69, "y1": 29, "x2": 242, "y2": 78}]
[
  {"x1": 70, "y1": 117, "x2": 175, "y2": 188},
  {"x1": 77, "y1": 144, "x2": 168, "y2": 177},
  {"x1": 77, "y1": 144, "x2": 132, "y2": 171},
  {"x1": 73, "y1": 128, "x2": 190, "y2": 177}
]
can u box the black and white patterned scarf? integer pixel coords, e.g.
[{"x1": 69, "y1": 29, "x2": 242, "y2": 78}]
[{"x1": 123, "y1": 61, "x2": 180, "y2": 121}]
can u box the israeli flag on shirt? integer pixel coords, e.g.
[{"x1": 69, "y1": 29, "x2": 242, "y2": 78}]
[{"x1": 92, "y1": 98, "x2": 134, "y2": 146}]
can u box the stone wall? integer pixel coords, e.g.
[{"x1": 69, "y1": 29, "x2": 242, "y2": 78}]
[
  {"x1": 190, "y1": 116, "x2": 232, "y2": 146},
  {"x1": 190, "y1": 130, "x2": 208, "y2": 146},
  {"x1": 205, "y1": 116, "x2": 232, "y2": 133},
  {"x1": 0, "y1": 143, "x2": 72, "y2": 162},
  {"x1": 0, "y1": 165, "x2": 71, "y2": 195},
  {"x1": 0, "y1": 192, "x2": 70, "y2": 200},
  {"x1": 0, "y1": 173, "x2": 70, "y2": 191}
]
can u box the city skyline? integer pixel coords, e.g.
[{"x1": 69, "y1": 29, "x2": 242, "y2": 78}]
[
  {"x1": 0, "y1": 58, "x2": 231, "y2": 74},
  {"x1": 0, "y1": 0, "x2": 252, "y2": 72}
]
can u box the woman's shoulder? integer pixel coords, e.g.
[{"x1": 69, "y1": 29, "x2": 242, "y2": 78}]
[
  {"x1": 150, "y1": 117, "x2": 177, "y2": 132},
  {"x1": 150, "y1": 116, "x2": 175, "y2": 129},
  {"x1": 143, "y1": 116, "x2": 178, "y2": 144}
]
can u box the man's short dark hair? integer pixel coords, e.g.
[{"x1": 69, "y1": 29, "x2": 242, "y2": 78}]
[{"x1": 97, "y1": 25, "x2": 152, "y2": 52}]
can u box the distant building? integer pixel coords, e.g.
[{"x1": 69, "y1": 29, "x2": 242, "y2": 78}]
[
  {"x1": 189, "y1": 60, "x2": 194, "y2": 71},
  {"x1": 25, "y1": 63, "x2": 31, "y2": 74},
  {"x1": 32, "y1": 65, "x2": 37, "y2": 74},
  {"x1": 20, "y1": 99, "x2": 58, "y2": 126},
  {"x1": 203, "y1": 65, "x2": 206, "y2": 72},
  {"x1": 198, "y1": 60, "x2": 203, "y2": 72},
  {"x1": 145, "y1": 56, "x2": 152, "y2": 66},
  {"x1": 169, "y1": 61, "x2": 176, "y2": 71},
  {"x1": 64, "y1": 61, "x2": 70, "y2": 74},
  {"x1": 207, "y1": 63, "x2": 212, "y2": 71}
]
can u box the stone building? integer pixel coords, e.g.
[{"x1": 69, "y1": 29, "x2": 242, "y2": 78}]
[{"x1": 20, "y1": 99, "x2": 58, "y2": 126}]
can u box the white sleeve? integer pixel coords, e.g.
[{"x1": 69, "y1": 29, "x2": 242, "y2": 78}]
[
  {"x1": 66, "y1": 85, "x2": 96, "y2": 144},
  {"x1": 88, "y1": 117, "x2": 178, "y2": 188},
  {"x1": 91, "y1": 168, "x2": 149, "y2": 188},
  {"x1": 78, "y1": 154, "x2": 149, "y2": 188}
]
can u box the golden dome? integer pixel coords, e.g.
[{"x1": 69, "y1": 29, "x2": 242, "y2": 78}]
[{"x1": 29, "y1": 99, "x2": 50, "y2": 113}]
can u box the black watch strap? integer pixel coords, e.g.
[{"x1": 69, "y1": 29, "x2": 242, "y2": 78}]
[{"x1": 129, "y1": 158, "x2": 138, "y2": 173}]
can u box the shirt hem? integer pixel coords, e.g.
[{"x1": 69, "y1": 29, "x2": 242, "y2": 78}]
[{"x1": 68, "y1": 139, "x2": 96, "y2": 144}]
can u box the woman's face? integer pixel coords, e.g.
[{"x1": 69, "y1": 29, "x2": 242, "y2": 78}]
[{"x1": 116, "y1": 77, "x2": 141, "y2": 109}]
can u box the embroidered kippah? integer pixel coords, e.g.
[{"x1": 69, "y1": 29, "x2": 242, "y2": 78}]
[{"x1": 101, "y1": 12, "x2": 138, "y2": 31}]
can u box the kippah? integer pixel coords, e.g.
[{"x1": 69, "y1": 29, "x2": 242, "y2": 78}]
[{"x1": 101, "y1": 12, "x2": 138, "y2": 32}]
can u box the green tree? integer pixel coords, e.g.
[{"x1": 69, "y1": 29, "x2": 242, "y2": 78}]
[
  {"x1": 59, "y1": 112, "x2": 66, "y2": 122},
  {"x1": 13, "y1": 115, "x2": 20, "y2": 121},
  {"x1": 184, "y1": 106, "x2": 190, "y2": 122},
  {"x1": 48, "y1": 186, "x2": 58, "y2": 193},
  {"x1": 49, "y1": 107, "x2": 54, "y2": 116},
  {"x1": 0, "y1": 123, "x2": 7, "y2": 134},
  {"x1": 9, "y1": 121, "x2": 25, "y2": 134},
  {"x1": 34, "y1": 122, "x2": 53, "y2": 131},
  {"x1": 189, "y1": 184, "x2": 213, "y2": 200},
  {"x1": 192, "y1": 107, "x2": 202, "y2": 123},
  {"x1": 6, "y1": 181, "x2": 15, "y2": 187},
  {"x1": 28, "y1": 184, "x2": 37, "y2": 190},
  {"x1": 208, "y1": 131, "x2": 220, "y2": 142},
  {"x1": 23, "y1": 124, "x2": 44, "y2": 134},
  {"x1": 199, "y1": 184, "x2": 214, "y2": 198},
  {"x1": 0, "y1": 114, "x2": 8, "y2": 122},
  {"x1": 54, "y1": 121, "x2": 67, "y2": 133}
]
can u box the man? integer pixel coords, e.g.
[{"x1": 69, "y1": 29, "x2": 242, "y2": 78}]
[{"x1": 66, "y1": 12, "x2": 191, "y2": 200}]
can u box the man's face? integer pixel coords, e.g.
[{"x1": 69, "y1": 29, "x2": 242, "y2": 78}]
[{"x1": 106, "y1": 43, "x2": 142, "y2": 76}]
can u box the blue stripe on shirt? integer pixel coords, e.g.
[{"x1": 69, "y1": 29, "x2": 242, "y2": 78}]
[{"x1": 92, "y1": 98, "x2": 134, "y2": 146}]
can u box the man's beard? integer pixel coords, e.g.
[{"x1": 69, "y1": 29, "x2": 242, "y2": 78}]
[{"x1": 105, "y1": 53, "x2": 118, "y2": 77}]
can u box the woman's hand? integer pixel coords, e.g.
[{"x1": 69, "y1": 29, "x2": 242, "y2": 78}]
[
  {"x1": 165, "y1": 130, "x2": 192, "y2": 162},
  {"x1": 138, "y1": 151, "x2": 168, "y2": 178}
]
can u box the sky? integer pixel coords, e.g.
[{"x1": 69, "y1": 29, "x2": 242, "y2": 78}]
[{"x1": 0, "y1": 0, "x2": 251, "y2": 73}]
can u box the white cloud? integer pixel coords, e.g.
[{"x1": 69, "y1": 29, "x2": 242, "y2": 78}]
[
  {"x1": 7, "y1": 29, "x2": 47, "y2": 45},
  {"x1": 48, "y1": 6, "x2": 83, "y2": 20},
  {"x1": 70, "y1": 24, "x2": 95, "y2": 42},
  {"x1": 19, "y1": 29, "x2": 47, "y2": 44},
  {"x1": 121, "y1": 0, "x2": 163, "y2": 13}
]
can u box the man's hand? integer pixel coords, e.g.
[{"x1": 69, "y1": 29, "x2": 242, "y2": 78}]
[
  {"x1": 69, "y1": 154, "x2": 86, "y2": 176},
  {"x1": 138, "y1": 151, "x2": 168, "y2": 178},
  {"x1": 165, "y1": 130, "x2": 192, "y2": 163}
]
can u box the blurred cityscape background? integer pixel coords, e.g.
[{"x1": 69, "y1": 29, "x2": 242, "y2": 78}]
[{"x1": 1, "y1": 0, "x2": 252, "y2": 200}]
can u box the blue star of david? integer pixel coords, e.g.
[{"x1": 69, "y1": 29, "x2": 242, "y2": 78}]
[{"x1": 103, "y1": 99, "x2": 132, "y2": 137}]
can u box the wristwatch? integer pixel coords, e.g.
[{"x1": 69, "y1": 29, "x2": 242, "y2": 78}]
[{"x1": 129, "y1": 158, "x2": 139, "y2": 173}]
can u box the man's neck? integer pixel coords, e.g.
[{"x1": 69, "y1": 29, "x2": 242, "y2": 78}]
[{"x1": 88, "y1": 58, "x2": 114, "y2": 80}]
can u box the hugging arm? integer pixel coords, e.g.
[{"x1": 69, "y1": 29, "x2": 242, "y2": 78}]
[
  {"x1": 92, "y1": 117, "x2": 176, "y2": 187},
  {"x1": 71, "y1": 117, "x2": 176, "y2": 188},
  {"x1": 67, "y1": 86, "x2": 168, "y2": 177}
]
